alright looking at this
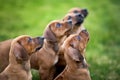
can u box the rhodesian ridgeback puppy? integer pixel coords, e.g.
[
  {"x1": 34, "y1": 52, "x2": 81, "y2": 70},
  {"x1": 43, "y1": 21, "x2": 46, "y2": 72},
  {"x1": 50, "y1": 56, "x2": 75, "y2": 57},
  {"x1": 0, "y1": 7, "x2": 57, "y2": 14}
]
[
  {"x1": 63, "y1": 7, "x2": 88, "y2": 34},
  {"x1": 30, "y1": 20, "x2": 73, "y2": 80},
  {"x1": 54, "y1": 30, "x2": 91, "y2": 80},
  {"x1": 0, "y1": 35, "x2": 44, "y2": 80},
  {"x1": 0, "y1": 39, "x2": 12, "y2": 72},
  {"x1": 0, "y1": 20, "x2": 73, "y2": 80},
  {"x1": 55, "y1": 8, "x2": 89, "y2": 78}
]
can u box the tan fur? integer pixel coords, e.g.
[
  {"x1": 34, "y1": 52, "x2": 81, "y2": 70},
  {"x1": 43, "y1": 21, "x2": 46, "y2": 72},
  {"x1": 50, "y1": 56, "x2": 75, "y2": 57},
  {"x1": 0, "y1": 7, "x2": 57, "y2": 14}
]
[
  {"x1": 54, "y1": 30, "x2": 91, "y2": 80},
  {"x1": 0, "y1": 39, "x2": 12, "y2": 72},
  {"x1": 0, "y1": 7, "x2": 89, "y2": 80},
  {"x1": 0, "y1": 35, "x2": 44, "y2": 80},
  {"x1": 55, "y1": 7, "x2": 89, "y2": 78},
  {"x1": 30, "y1": 20, "x2": 73, "y2": 80},
  {"x1": 0, "y1": 20, "x2": 73, "y2": 80}
]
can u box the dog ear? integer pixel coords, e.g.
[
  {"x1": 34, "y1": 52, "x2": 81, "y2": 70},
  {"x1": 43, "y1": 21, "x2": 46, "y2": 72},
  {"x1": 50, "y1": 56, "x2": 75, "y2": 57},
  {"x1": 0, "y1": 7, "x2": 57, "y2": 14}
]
[
  {"x1": 13, "y1": 42, "x2": 28, "y2": 63},
  {"x1": 44, "y1": 25, "x2": 57, "y2": 42},
  {"x1": 68, "y1": 47, "x2": 84, "y2": 61}
]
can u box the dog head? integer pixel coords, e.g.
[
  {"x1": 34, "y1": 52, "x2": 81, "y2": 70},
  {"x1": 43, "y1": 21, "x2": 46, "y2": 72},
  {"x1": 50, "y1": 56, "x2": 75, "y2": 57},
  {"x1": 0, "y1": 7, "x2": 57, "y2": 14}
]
[
  {"x1": 68, "y1": 7, "x2": 88, "y2": 18},
  {"x1": 44, "y1": 20, "x2": 73, "y2": 42},
  {"x1": 69, "y1": 30, "x2": 89, "y2": 52},
  {"x1": 11, "y1": 35, "x2": 44, "y2": 62},
  {"x1": 62, "y1": 30, "x2": 89, "y2": 62},
  {"x1": 63, "y1": 8, "x2": 88, "y2": 27}
]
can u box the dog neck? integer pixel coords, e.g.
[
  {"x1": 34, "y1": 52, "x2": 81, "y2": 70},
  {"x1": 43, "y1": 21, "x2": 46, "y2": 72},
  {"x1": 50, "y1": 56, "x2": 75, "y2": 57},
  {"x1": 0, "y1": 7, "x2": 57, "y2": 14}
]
[
  {"x1": 77, "y1": 59, "x2": 88, "y2": 69},
  {"x1": 67, "y1": 57, "x2": 88, "y2": 72},
  {"x1": 72, "y1": 24, "x2": 85, "y2": 34},
  {"x1": 44, "y1": 39, "x2": 59, "y2": 53},
  {"x1": 8, "y1": 51, "x2": 31, "y2": 72}
]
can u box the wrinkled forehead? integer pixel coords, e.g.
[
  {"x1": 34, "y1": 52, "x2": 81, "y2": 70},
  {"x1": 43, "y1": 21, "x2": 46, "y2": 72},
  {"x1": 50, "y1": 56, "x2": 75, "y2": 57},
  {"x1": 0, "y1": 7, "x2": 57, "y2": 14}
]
[
  {"x1": 17, "y1": 36, "x2": 31, "y2": 44},
  {"x1": 18, "y1": 36, "x2": 29, "y2": 41},
  {"x1": 69, "y1": 34, "x2": 80, "y2": 41},
  {"x1": 14, "y1": 35, "x2": 30, "y2": 41},
  {"x1": 68, "y1": 8, "x2": 82, "y2": 13},
  {"x1": 49, "y1": 20, "x2": 62, "y2": 26},
  {"x1": 64, "y1": 13, "x2": 76, "y2": 18}
]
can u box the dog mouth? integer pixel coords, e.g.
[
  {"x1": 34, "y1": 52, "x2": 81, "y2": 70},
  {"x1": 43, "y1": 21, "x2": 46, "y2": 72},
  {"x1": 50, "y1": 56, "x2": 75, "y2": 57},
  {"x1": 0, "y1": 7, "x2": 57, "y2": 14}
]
[
  {"x1": 35, "y1": 45, "x2": 43, "y2": 52},
  {"x1": 35, "y1": 36, "x2": 44, "y2": 52},
  {"x1": 75, "y1": 20, "x2": 84, "y2": 26},
  {"x1": 75, "y1": 19, "x2": 84, "y2": 26},
  {"x1": 75, "y1": 14, "x2": 84, "y2": 26}
]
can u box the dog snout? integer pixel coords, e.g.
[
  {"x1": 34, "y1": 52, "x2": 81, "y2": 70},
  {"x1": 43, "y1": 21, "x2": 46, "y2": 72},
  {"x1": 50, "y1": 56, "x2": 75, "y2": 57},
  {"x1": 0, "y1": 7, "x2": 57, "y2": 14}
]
[
  {"x1": 82, "y1": 29, "x2": 87, "y2": 33},
  {"x1": 67, "y1": 20, "x2": 72, "y2": 25},
  {"x1": 81, "y1": 29, "x2": 89, "y2": 37},
  {"x1": 37, "y1": 36, "x2": 44, "y2": 44},
  {"x1": 76, "y1": 13, "x2": 84, "y2": 19},
  {"x1": 38, "y1": 36, "x2": 44, "y2": 41},
  {"x1": 75, "y1": 13, "x2": 84, "y2": 25},
  {"x1": 81, "y1": 9, "x2": 88, "y2": 18},
  {"x1": 34, "y1": 36, "x2": 44, "y2": 51}
]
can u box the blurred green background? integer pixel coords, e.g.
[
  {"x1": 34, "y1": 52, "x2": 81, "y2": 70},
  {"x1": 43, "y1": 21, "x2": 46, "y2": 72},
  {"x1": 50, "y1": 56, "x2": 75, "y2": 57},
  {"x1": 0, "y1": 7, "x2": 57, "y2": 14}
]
[{"x1": 0, "y1": 0, "x2": 120, "y2": 80}]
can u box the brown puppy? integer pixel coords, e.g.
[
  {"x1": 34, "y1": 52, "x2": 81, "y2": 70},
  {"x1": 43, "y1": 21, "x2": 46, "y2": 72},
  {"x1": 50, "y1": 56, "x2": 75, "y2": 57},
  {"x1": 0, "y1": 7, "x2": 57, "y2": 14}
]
[
  {"x1": 55, "y1": 7, "x2": 89, "y2": 77},
  {"x1": 0, "y1": 35, "x2": 44, "y2": 80},
  {"x1": 0, "y1": 20, "x2": 73, "y2": 80},
  {"x1": 54, "y1": 30, "x2": 91, "y2": 80},
  {"x1": 63, "y1": 7, "x2": 88, "y2": 34},
  {"x1": 0, "y1": 39, "x2": 12, "y2": 72},
  {"x1": 30, "y1": 20, "x2": 73, "y2": 80}
]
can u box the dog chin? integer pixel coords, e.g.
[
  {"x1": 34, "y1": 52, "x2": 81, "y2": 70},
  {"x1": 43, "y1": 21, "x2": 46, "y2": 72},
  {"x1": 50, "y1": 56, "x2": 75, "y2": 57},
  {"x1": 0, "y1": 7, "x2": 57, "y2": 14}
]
[
  {"x1": 75, "y1": 20, "x2": 84, "y2": 26},
  {"x1": 35, "y1": 46, "x2": 42, "y2": 52}
]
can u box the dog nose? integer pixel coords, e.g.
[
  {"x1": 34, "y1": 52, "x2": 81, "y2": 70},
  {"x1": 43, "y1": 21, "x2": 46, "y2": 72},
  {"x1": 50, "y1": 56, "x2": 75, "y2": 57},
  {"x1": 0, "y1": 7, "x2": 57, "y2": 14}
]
[
  {"x1": 81, "y1": 29, "x2": 89, "y2": 36},
  {"x1": 67, "y1": 20, "x2": 72, "y2": 25},
  {"x1": 76, "y1": 13, "x2": 84, "y2": 18},
  {"x1": 38, "y1": 36, "x2": 44, "y2": 41},
  {"x1": 37, "y1": 36, "x2": 44, "y2": 43},
  {"x1": 81, "y1": 9, "x2": 88, "y2": 18},
  {"x1": 83, "y1": 29, "x2": 87, "y2": 32}
]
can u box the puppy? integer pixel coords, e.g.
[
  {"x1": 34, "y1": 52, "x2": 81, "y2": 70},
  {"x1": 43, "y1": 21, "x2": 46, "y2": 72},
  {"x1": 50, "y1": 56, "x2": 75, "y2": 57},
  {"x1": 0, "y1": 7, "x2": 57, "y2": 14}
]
[
  {"x1": 0, "y1": 20, "x2": 73, "y2": 80},
  {"x1": 63, "y1": 7, "x2": 88, "y2": 34},
  {"x1": 0, "y1": 35, "x2": 44, "y2": 80},
  {"x1": 30, "y1": 20, "x2": 73, "y2": 80},
  {"x1": 0, "y1": 39, "x2": 12, "y2": 72},
  {"x1": 54, "y1": 30, "x2": 91, "y2": 80},
  {"x1": 55, "y1": 7, "x2": 89, "y2": 77}
]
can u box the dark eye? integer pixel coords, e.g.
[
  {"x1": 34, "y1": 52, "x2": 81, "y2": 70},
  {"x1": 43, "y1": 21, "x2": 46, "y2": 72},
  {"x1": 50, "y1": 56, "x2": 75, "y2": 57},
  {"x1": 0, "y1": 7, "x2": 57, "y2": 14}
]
[
  {"x1": 68, "y1": 16, "x2": 72, "y2": 20},
  {"x1": 76, "y1": 36, "x2": 81, "y2": 41},
  {"x1": 28, "y1": 37, "x2": 32, "y2": 43},
  {"x1": 74, "y1": 10, "x2": 78, "y2": 13},
  {"x1": 56, "y1": 23, "x2": 61, "y2": 28},
  {"x1": 70, "y1": 43, "x2": 74, "y2": 48}
]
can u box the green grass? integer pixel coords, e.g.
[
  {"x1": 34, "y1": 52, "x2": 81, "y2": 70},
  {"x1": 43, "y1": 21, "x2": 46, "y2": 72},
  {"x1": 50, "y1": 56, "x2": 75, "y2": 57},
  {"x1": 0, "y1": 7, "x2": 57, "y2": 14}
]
[{"x1": 0, "y1": 0, "x2": 120, "y2": 80}]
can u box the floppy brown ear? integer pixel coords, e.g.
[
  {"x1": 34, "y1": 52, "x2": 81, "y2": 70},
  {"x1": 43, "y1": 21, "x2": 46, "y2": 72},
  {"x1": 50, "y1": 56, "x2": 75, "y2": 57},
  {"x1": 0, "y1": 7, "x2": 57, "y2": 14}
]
[
  {"x1": 43, "y1": 26, "x2": 57, "y2": 42},
  {"x1": 13, "y1": 42, "x2": 28, "y2": 62},
  {"x1": 68, "y1": 47, "x2": 84, "y2": 61}
]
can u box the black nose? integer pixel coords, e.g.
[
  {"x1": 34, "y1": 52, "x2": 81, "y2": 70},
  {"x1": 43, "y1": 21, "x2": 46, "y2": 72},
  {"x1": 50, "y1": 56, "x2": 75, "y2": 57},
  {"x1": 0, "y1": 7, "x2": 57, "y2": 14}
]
[
  {"x1": 67, "y1": 20, "x2": 72, "y2": 25},
  {"x1": 76, "y1": 13, "x2": 84, "y2": 18},
  {"x1": 37, "y1": 36, "x2": 44, "y2": 43},
  {"x1": 81, "y1": 29, "x2": 89, "y2": 36},
  {"x1": 82, "y1": 29, "x2": 87, "y2": 33},
  {"x1": 75, "y1": 13, "x2": 84, "y2": 25},
  {"x1": 38, "y1": 36, "x2": 44, "y2": 41},
  {"x1": 81, "y1": 9, "x2": 88, "y2": 18}
]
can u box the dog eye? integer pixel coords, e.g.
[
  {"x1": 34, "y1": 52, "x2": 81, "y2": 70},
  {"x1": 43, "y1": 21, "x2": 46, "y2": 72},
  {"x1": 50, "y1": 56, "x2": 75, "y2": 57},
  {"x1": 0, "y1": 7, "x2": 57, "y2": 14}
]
[
  {"x1": 74, "y1": 10, "x2": 78, "y2": 13},
  {"x1": 28, "y1": 37, "x2": 32, "y2": 42},
  {"x1": 70, "y1": 44, "x2": 74, "y2": 48},
  {"x1": 56, "y1": 23, "x2": 61, "y2": 28},
  {"x1": 68, "y1": 16, "x2": 72, "y2": 20},
  {"x1": 76, "y1": 36, "x2": 81, "y2": 41}
]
